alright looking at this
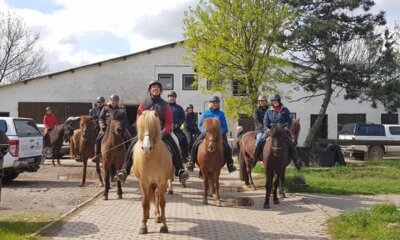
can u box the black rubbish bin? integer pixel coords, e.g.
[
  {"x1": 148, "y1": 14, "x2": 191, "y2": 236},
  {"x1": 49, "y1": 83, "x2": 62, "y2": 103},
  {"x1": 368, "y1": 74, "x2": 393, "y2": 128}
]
[
  {"x1": 0, "y1": 130, "x2": 9, "y2": 202},
  {"x1": 319, "y1": 144, "x2": 346, "y2": 167}
]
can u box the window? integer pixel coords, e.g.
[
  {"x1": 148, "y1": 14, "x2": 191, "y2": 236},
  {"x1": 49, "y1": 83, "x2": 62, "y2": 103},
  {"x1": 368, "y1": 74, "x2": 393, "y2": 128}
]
[
  {"x1": 206, "y1": 80, "x2": 212, "y2": 90},
  {"x1": 356, "y1": 124, "x2": 385, "y2": 136},
  {"x1": 389, "y1": 126, "x2": 400, "y2": 135},
  {"x1": 382, "y1": 113, "x2": 398, "y2": 124},
  {"x1": 182, "y1": 74, "x2": 197, "y2": 90},
  {"x1": 290, "y1": 112, "x2": 297, "y2": 119},
  {"x1": 337, "y1": 113, "x2": 366, "y2": 133},
  {"x1": 158, "y1": 74, "x2": 173, "y2": 90},
  {"x1": 232, "y1": 80, "x2": 247, "y2": 96},
  {"x1": 0, "y1": 120, "x2": 7, "y2": 132}
]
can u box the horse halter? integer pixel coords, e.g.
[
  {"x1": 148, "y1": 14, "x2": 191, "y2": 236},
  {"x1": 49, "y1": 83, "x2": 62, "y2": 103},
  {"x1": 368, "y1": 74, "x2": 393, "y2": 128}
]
[{"x1": 205, "y1": 134, "x2": 217, "y2": 152}]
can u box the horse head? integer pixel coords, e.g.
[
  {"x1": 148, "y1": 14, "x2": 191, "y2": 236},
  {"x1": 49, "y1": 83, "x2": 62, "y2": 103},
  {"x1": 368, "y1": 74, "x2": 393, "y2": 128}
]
[
  {"x1": 203, "y1": 118, "x2": 222, "y2": 153},
  {"x1": 137, "y1": 110, "x2": 161, "y2": 153},
  {"x1": 290, "y1": 118, "x2": 301, "y2": 147},
  {"x1": 109, "y1": 109, "x2": 126, "y2": 136},
  {"x1": 269, "y1": 123, "x2": 286, "y2": 156},
  {"x1": 79, "y1": 116, "x2": 96, "y2": 141}
]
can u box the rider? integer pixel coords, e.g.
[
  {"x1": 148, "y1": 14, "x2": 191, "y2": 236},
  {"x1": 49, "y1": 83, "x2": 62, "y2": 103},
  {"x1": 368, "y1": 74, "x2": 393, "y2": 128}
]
[
  {"x1": 254, "y1": 95, "x2": 268, "y2": 148},
  {"x1": 115, "y1": 81, "x2": 190, "y2": 184},
  {"x1": 88, "y1": 94, "x2": 131, "y2": 163},
  {"x1": 253, "y1": 93, "x2": 301, "y2": 165},
  {"x1": 184, "y1": 104, "x2": 200, "y2": 156},
  {"x1": 43, "y1": 107, "x2": 57, "y2": 145},
  {"x1": 89, "y1": 96, "x2": 106, "y2": 125},
  {"x1": 168, "y1": 91, "x2": 189, "y2": 159},
  {"x1": 186, "y1": 96, "x2": 237, "y2": 173}
]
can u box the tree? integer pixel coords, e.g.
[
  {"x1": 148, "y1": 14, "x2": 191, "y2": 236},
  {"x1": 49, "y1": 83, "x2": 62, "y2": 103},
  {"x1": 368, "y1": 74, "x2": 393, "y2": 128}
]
[
  {"x1": 285, "y1": 0, "x2": 393, "y2": 147},
  {"x1": 0, "y1": 12, "x2": 46, "y2": 84},
  {"x1": 183, "y1": 0, "x2": 296, "y2": 120}
]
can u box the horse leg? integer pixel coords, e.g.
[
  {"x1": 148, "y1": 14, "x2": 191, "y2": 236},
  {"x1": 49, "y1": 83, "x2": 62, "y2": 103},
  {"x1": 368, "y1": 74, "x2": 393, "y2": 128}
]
[
  {"x1": 158, "y1": 185, "x2": 169, "y2": 233},
  {"x1": 52, "y1": 147, "x2": 56, "y2": 166},
  {"x1": 140, "y1": 186, "x2": 150, "y2": 234},
  {"x1": 79, "y1": 159, "x2": 87, "y2": 187},
  {"x1": 214, "y1": 171, "x2": 221, "y2": 207},
  {"x1": 117, "y1": 181, "x2": 122, "y2": 199},
  {"x1": 154, "y1": 187, "x2": 161, "y2": 223},
  {"x1": 56, "y1": 148, "x2": 62, "y2": 166},
  {"x1": 167, "y1": 176, "x2": 173, "y2": 195},
  {"x1": 202, "y1": 170, "x2": 209, "y2": 205},
  {"x1": 96, "y1": 161, "x2": 104, "y2": 187},
  {"x1": 245, "y1": 154, "x2": 257, "y2": 190},
  {"x1": 264, "y1": 169, "x2": 273, "y2": 209},
  {"x1": 103, "y1": 169, "x2": 110, "y2": 200},
  {"x1": 280, "y1": 169, "x2": 287, "y2": 198},
  {"x1": 273, "y1": 173, "x2": 280, "y2": 205}
]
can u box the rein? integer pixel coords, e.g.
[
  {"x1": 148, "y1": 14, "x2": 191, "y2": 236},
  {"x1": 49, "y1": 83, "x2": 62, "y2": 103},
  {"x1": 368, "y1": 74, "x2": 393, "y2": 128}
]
[{"x1": 90, "y1": 136, "x2": 135, "y2": 159}]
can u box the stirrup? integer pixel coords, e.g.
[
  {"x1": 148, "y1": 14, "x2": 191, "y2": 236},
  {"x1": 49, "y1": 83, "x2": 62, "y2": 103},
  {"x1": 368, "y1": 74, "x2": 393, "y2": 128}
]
[{"x1": 187, "y1": 162, "x2": 194, "y2": 172}]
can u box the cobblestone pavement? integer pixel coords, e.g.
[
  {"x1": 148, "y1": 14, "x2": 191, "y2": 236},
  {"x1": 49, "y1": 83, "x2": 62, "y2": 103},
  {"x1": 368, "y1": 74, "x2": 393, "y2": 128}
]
[{"x1": 38, "y1": 168, "x2": 400, "y2": 240}]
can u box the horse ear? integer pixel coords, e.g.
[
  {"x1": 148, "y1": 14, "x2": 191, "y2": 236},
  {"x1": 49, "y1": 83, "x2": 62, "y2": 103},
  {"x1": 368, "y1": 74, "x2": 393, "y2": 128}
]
[{"x1": 137, "y1": 109, "x2": 143, "y2": 117}]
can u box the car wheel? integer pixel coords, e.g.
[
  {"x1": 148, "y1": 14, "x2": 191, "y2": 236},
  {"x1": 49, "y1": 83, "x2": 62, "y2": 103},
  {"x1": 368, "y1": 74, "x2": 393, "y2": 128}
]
[
  {"x1": 2, "y1": 172, "x2": 19, "y2": 183},
  {"x1": 369, "y1": 146, "x2": 384, "y2": 159},
  {"x1": 43, "y1": 147, "x2": 53, "y2": 159}
]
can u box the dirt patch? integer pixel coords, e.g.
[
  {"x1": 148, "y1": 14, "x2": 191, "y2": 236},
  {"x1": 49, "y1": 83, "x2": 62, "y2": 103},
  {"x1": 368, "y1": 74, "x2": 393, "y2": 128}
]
[{"x1": 0, "y1": 159, "x2": 103, "y2": 220}]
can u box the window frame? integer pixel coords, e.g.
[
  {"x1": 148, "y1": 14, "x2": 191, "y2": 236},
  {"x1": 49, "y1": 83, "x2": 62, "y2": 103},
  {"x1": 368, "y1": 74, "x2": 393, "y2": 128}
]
[
  {"x1": 182, "y1": 74, "x2": 197, "y2": 90},
  {"x1": 157, "y1": 74, "x2": 174, "y2": 90}
]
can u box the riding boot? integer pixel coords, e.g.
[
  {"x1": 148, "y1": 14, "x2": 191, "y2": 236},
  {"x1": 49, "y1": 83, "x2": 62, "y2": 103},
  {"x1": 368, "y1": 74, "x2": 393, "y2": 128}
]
[
  {"x1": 115, "y1": 137, "x2": 138, "y2": 183},
  {"x1": 88, "y1": 133, "x2": 103, "y2": 163},
  {"x1": 164, "y1": 134, "x2": 189, "y2": 183},
  {"x1": 223, "y1": 140, "x2": 236, "y2": 173},
  {"x1": 187, "y1": 133, "x2": 204, "y2": 172}
]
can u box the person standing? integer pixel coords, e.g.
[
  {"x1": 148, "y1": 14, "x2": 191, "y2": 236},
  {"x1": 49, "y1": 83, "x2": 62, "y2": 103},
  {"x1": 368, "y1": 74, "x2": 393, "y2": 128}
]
[
  {"x1": 186, "y1": 96, "x2": 237, "y2": 173},
  {"x1": 116, "y1": 81, "x2": 190, "y2": 184}
]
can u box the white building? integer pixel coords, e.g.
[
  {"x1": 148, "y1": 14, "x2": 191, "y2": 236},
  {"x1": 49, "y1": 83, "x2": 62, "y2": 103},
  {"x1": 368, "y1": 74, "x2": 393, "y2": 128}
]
[{"x1": 0, "y1": 42, "x2": 397, "y2": 146}]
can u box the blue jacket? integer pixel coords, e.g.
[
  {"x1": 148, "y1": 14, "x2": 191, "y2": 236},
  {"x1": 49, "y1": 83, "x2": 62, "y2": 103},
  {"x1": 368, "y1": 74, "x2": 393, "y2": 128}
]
[
  {"x1": 89, "y1": 106, "x2": 103, "y2": 123},
  {"x1": 169, "y1": 102, "x2": 185, "y2": 129},
  {"x1": 263, "y1": 105, "x2": 292, "y2": 130},
  {"x1": 199, "y1": 107, "x2": 228, "y2": 135}
]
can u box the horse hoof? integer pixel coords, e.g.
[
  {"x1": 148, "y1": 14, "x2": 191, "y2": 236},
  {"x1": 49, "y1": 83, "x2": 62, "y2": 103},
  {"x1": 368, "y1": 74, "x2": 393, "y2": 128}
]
[
  {"x1": 103, "y1": 196, "x2": 108, "y2": 200},
  {"x1": 139, "y1": 227, "x2": 148, "y2": 234},
  {"x1": 155, "y1": 217, "x2": 161, "y2": 223},
  {"x1": 216, "y1": 201, "x2": 222, "y2": 207},
  {"x1": 202, "y1": 199, "x2": 208, "y2": 205},
  {"x1": 273, "y1": 199, "x2": 280, "y2": 204},
  {"x1": 160, "y1": 226, "x2": 169, "y2": 233},
  {"x1": 118, "y1": 195, "x2": 122, "y2": 199},
  {"x1": 263, "y1": 203, "x2": 270, "y2": 209},
  {"x1": 167, "y1": 190, "x2": 173, "y2": 195}
]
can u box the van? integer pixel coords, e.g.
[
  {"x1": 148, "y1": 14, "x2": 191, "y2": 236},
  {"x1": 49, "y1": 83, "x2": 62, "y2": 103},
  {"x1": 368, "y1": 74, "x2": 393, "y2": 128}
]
[
  {"x1": 0, "y1": 117, "x2": 43, "y2": 182},
  {"x1": 338, "y1": 123, "x2": 400, "y2": 159}
]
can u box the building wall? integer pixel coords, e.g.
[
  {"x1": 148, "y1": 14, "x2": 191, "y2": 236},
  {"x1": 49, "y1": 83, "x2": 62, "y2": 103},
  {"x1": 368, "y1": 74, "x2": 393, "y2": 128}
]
[{"x1": 0, "y1": 43, "x2": 397, "y2": 146}]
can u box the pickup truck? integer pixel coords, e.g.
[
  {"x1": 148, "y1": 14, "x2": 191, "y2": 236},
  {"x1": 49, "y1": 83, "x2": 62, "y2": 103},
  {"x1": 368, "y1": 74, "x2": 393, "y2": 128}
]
[
  {"x1": 0, "y1": 117, "x2": 43, "y2": 182},
  {"x1": 338, "y1": 123, "x2": 400, "y2": 159}
]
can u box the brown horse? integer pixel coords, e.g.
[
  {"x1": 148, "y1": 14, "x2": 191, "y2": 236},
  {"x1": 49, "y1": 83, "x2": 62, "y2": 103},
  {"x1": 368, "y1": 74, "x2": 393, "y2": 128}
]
[
  {"x1": 76, "y1": 116, "x2": 103, "y2": 187},
  {"x1": 100, "y1": 109, "x2": 127, "y2": 200},
  {"x1": 44, "y1": 118, "x2": 75, "y2": 166},
  {"x1": 197, "y1": 118, "x2": 225, "y2": 207},
  {"x1": 238, "y1": 131, "x2": 257, "y2": 189},
  {"x1": 133, "y1": 110, "x2": 173, "y2": 234},
  {"x1": 260, "y1": 119, "x2": 301, "y2": 209},
  {"x1": 70, "y1": 129, "x2": 81, "y2": 159}
]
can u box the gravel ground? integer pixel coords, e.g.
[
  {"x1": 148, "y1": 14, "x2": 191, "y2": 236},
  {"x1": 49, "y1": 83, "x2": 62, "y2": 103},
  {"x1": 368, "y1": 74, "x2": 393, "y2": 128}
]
[{"x1": 0, "y1": 158, "x2": 103, "y2": 219}]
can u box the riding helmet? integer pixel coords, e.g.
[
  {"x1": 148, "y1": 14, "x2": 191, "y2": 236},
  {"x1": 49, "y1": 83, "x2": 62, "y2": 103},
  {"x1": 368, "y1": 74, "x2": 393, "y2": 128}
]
[
  {"x1": 45, "y1": 107, "x2": 52, "y2": 111},
  {"x1": 209, "y1": 96, "x2": 221, "y2": 103},
  {"x1": 148, "y1": 81, "x2": 163, "y2": 90},
  {"x1": 97, "y1": 96, "x2": 105, "y2": 103},
  {"x1": 168, "y1": 91, "x2": 177, "y2": 98},
  {"x1": 270, "y1": 94, "x2": 281, "y2": 102},
  {"x1": 110, "y1": 94, "x2": 120, "y2": 102}
]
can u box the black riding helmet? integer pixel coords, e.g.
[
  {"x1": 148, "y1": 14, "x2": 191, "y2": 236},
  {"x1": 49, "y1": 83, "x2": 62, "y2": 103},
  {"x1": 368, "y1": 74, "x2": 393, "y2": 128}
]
[
  {"x1": 96, "y1": 96, "x2": 105, "y2": 103},
  {"x1": 209, "y1": 96, "x2": 221, "y2": 103},
  {"x1": 110, "y1": 94, "x2": 120, "y2": 102},
  {"x1": 168, "y1": 91, "x2": 177, "y2": 97},
  {"x1": 270, "y1": 94, "x2": 281, "y2": 102},
  {"x1": 148, "y1": 81, "x2": 163, "y2": 90}
]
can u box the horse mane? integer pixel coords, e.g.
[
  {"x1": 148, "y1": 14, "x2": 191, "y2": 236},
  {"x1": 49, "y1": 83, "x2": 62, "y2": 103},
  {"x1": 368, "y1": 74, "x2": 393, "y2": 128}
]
[
  {"x1": 269, "y1": 124, "x2": 285, "y2": 147},
  {"x1": 137, "y1": 110, "x2": 161, "y2": 144},
  {"x1": 80, "y1": 115, "x2": 93, "y2": 124},
  {"x1": 203, "y1": 118, "x2": 223, "y2": 148}
]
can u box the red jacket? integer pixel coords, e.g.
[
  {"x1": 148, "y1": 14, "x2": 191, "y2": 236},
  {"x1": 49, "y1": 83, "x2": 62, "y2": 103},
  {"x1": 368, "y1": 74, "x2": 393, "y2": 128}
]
[
  {"x1": 43, "y1": 113, "x2": 57, "y2": 129},
  {"x1": 137, "y1": 103, "x2": 173, "y2": 133}
]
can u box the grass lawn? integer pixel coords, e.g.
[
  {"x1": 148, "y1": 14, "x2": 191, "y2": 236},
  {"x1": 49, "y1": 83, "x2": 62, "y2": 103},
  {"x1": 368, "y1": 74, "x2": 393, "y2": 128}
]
[
  {"x1": 329, "y1": 203, "x2": 400, "y2": 240},
  {"x1": 0, "y1": 212, "x2": 57, "y2": 240},
  {"x1": 253, "y1": 159, "x2": 400, "y2": 195}
]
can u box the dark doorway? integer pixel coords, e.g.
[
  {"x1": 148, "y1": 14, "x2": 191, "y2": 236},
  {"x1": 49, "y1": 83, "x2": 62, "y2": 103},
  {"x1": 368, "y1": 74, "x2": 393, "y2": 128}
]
[{"x1": 0, "y1": 112, "x2": 10, "y2": 117}]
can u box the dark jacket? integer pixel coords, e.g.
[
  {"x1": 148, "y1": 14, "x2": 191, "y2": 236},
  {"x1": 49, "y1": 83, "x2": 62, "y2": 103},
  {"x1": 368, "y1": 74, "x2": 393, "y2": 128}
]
[
  {"x1": 99, "y1": 104, "x2": 128, "y2": 132},
  {"x1": 89, "y1": 106, "x2": 104, "y2": 124},
  {"x1": 137, "y1": 95, "x2": 173, "y2": 133},
  {"x1": 169, "y1": 102, "x2": 185, "y2": 129},
  {"x1": 253, "y1": 106, "x2": 268, "y2": 134},
  {"x1": 263, "y1": 104, "x2": 292, "y2": 130},
  {"x1": 184, "y1": 112, "x2": 200, "y2": 134}
]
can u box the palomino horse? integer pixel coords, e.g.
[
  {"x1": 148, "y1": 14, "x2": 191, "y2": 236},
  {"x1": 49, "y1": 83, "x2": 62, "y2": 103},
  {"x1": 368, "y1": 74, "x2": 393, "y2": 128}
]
[
  {"x1": 197, "y1": 118, "x2": 225, "y2": 207},
  {"x1": 243, "y1": 118, "x2": 301, "y2": 192},
  {"x1": 44, "y1": 118, "x2": 75, "y2": 166},
  {"x1": 75, "y1": 116, "x2": 103, "y2": 187},
  {"x1": 259, "y1": 120, "x2": 301, "y2": 209},
  {"x1": 100, "y1": 109, "x2": 127, "y2": 200},
  {"x1": 133, "y1": 110, "x2": 173, "y2": 234}
]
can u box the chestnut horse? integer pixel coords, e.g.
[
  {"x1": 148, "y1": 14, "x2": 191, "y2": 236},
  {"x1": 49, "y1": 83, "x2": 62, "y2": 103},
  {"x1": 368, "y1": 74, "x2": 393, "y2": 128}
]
[
  {"x1": 76, "y1": 116, "x2": 103, "y2": 187},
  {"x1": 133, "y1": 110, "x2": 173, "y2": 234},
  {"x1": 242, "y1": 118, "x2": 301, "y2": 192},
  {"x1": 100, "y1": 109, "x2": 127, "y2": 200},
  {"x1": 44, "y1": 118, "x2": 75, "y2": 166},
  {"x1": 197, "y1": 118, "x2": 225, "y2": 207}
]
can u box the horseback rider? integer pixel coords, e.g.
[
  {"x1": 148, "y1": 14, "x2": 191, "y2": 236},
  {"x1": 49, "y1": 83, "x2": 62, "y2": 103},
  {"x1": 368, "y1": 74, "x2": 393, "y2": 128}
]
[
  {"x1": 88, "y1": 94, "x2": 131, "y2": 163},
  {"x1": 184, "y1": 104, "x2": 200, "y2": 155},
  {"x1": 186, "y1": 96, "x2": 237, "y2": 173},
  {"x1": 168, "y1": 91, "x2": 189, "y2": 159},
  {"x1": 254, "y1": 95, "x2": 268, "y2": 148},
  {"x1": 115, "y1": 81, "x2": 190, "y2": 184},
  {"x1": 43, "y1": 107, "x2": 57, "y2": 146},
  {"x1": 253, "y1": 93, "x2": 301, "y2": 166},
  {"x1": 89, "y1": 96, "x2": 106, "y2": 126}
]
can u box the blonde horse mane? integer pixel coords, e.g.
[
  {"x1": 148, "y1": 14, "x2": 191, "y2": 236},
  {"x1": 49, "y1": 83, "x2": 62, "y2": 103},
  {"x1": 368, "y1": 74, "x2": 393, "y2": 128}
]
[{"x1": 137, "y1": 110, "x2": 162, "y2": 144}]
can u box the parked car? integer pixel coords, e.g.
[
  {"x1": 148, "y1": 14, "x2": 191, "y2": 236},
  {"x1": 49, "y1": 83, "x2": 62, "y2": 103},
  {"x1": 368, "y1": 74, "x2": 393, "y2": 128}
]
[
  {"x1": 0, "y1": 117, "x2": 43, "y2": 182},
  {"x1": 36, "y1": 124, "x2": 70, "y2": 159},
  {"x1": 338, "y1": 123, "x2": 400, "y2": 159}
]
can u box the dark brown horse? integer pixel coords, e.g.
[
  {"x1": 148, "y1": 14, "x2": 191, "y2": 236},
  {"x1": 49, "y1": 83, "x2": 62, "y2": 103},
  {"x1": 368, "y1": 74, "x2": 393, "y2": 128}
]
[
  {"x1": 197, "y1": 118, "x2": 225, "y2": 206},
  {"x1": 76, "y1": 115, "x2": 103, "y2": 187},
  {"x1": 100, "y1": 109, "x2": 126, "y2": 200},
  {"x1": 44, "y1": 118, "x2": 75, "y2": 166}
]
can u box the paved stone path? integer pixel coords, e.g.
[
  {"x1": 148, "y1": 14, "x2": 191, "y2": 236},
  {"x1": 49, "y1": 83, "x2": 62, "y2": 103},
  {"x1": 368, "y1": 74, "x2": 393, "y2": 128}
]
[{"x1": 39, "y1": 168, "x2": 400, "y2": 240}]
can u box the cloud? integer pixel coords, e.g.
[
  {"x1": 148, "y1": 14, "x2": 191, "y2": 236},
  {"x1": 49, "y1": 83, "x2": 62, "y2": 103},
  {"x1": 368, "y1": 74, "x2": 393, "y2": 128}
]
[{"x1": 4, "y1": 0, "x2": 63, "y2": 14}]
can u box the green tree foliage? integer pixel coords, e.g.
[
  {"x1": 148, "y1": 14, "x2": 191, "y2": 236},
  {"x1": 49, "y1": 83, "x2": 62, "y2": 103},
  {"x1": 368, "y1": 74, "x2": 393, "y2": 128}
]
[
  {"x1": 0, "y1": 12, "x2": 46, "y2": 84},
  {"x1": 285, "y1": 0, "x2": 395, "y2": 147},
  {"x1": 183, "y1": 0, "x2": 295, "y2": 120}
]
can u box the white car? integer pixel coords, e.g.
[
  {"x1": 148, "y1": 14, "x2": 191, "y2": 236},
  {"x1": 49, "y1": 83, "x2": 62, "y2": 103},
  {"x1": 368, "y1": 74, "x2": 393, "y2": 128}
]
[{"x1": 0, "y1": 117, "x2": 43, "y2": 182}]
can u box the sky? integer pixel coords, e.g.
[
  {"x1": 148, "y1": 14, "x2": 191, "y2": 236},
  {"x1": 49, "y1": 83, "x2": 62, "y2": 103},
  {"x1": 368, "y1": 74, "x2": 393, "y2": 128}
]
[{"x1": 1, "y1": 0, "x2": 399, "y2": 74}]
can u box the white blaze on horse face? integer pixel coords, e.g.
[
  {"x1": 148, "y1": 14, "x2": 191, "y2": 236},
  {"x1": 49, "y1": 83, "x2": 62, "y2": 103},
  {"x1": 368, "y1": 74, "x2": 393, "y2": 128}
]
[{"x1": 141, "y1": 133, "x2": 152, "y2": 153}]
